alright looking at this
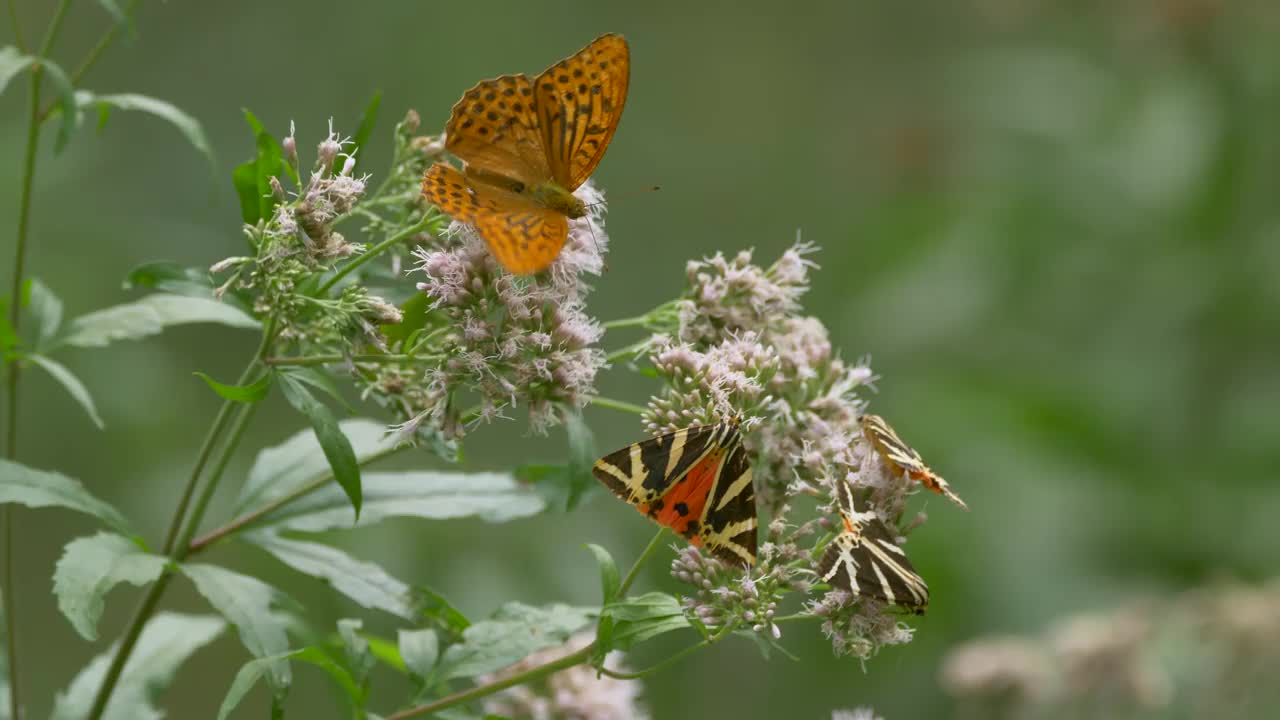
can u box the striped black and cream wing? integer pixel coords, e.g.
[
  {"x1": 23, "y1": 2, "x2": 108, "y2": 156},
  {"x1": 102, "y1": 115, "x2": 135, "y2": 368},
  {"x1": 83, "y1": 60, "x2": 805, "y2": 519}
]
[
  {"x1": 698, "y1": 440, "x2": 758, "y2": 567},
  {"x1": 861, "y1": 414, "x2": 926, "y2": 472},
  {"x1": 592, "y1": 424, "x2": 725, "y2": 506},
  {"x1": 855, "y1": 517, "x2": 929, "y2": 612}
]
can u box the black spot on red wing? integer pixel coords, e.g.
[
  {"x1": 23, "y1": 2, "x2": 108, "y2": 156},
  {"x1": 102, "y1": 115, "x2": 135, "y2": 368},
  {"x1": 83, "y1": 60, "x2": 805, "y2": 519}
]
[
  {"x1": 685, "y1": 519, "x2": 700, "y2": 535},
  {"x1": 674, "y1": 502, "x2": 690, "y2": 517}
]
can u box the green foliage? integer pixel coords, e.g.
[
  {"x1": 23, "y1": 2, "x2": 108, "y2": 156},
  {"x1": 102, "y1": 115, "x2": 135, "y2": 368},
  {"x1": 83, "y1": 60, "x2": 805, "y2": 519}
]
[
  {"x1": 0, "y1": 459, "x2": 133, "y2": 535},
  {"x1": 28, "y1": 354, "x2": 104, "y2": 428},
  {"x1": 600, "y1": 592, "x2": 691, "y2": 650},
  {"x1": 433, "y1": 603, "x2": 596, "y2": 682},
  {"x1": 181, "y1": 564, "x2": 293, "y2": 690},
  {"x1": 76, "y1": 91, "x2": 214, "y2": 172},
  {"x1": 0, "y1": 47, "x2": 79, "y2": 150},
  {"x1": 233, "y1": 110, "x2": 286, "y2": 224},
  {"x1": 398, "y1": 628, "x2": 439, "y2": 680},
  {"x1": 56, "y1": 294, "x2": 259, "y2": 349},
  {"x1": 278, "y1": 372, "x2": 363, "y2": 519},
  {"x1": 585, "y1": 543, "x2": 620, "y2": 604},
  {"x1": 53, "y1": 533, "x2": 167, "y2": 641},
  {"x1": 51, "y1": 613, "x2": 225, "y2": 720},
  {"x1": 246, "y1": 532, "x2": 418, "y2": 620},
  {"x1": 194, "y1": 370, "x2": 273, "y2": 402},
  {"x1": 350, "y1": 91, "x2": 382, "y2": 174},
  {"x1": 252, "y1": 471, "x2": 546, "y2": 533}
]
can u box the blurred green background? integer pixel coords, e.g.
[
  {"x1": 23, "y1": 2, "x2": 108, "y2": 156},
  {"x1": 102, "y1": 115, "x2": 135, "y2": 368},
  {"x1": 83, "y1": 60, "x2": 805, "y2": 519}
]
[{"x1": 4, "y1": 0, "x2": 1280, "y2": 717}]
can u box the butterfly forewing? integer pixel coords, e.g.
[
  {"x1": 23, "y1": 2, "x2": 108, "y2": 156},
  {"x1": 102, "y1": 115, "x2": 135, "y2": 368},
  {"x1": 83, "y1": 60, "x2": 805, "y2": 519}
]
[
  {"x1": 593, "y1": 422, "x2": 758, "y2": 566},
  {"x1": 535, "y1": 33, "x2": 630, "y2": 189},
  {"x1": 861, "y1": 414, "x2": 969, "y2": 511},
  {"x1": 817, "y1": 482, "x2": 929, "y2": 613},
  {"x1": 444, "y1": 74, "x2": 551, "y2": 185}
]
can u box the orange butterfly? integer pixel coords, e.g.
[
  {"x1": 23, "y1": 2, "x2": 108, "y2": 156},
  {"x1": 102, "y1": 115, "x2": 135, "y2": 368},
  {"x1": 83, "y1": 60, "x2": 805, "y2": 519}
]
[{"x1": 421, "y1": 34, "x2": 630, "y2": 275}]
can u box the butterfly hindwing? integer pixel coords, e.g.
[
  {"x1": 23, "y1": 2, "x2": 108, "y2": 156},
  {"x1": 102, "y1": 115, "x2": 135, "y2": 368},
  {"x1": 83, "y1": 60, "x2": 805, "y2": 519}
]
[
  {"x1": 861, "y1": 413, "x2": 969, "y2": 511},
  {"x1": 444, "y1": 73, "x2": 551, "y2": 185},
  {"x1": 421, "y1": 163, "x2": 568, "y2": 274},
  {"x1": 535, "y1": 33, "x2": 630, "y2": 189},
  {"x1": 593, "y1": 422, "x2": 757, "y2": 566}
]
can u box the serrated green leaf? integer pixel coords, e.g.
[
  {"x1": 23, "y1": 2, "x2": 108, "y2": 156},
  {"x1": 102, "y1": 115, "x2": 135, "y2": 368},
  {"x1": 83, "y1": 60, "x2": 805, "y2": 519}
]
[
  {"x1": 75, "y1": 91, "x2": 214, "y2": 173},
  {"x1": 279, "y1": 374, "x2": 362, "y2": 520},
  {"x1": 58, "y1": 294, "x2": 258, "y2": 349},
  {"x1": 0, "y1": 49, "x2": 80, "y2": 152},
  {"x1": 181, "y1": 564, "x2": 292, "y2": 689},
  {"x1": 585, "y1": 544, "x2": 620, "y2": 604},
  {"x1": 52, "y1": 613, "x2": 224, "y2": 720},
  {"x1": 0, "y1": 459, "x2": 133, "y2": 534},
  {"x1": 54, "y1": 532, "x2": 168, "y2": 641},
  {"x1": 255, "y1": 470, "x2": 545, "y2": 533},
  {"x1": 236, "y1": 418, "x2": 399, "y2": 515},
  {"x1": 435, "y1": 603, "x2": 596, "y2": 681},
  {"x1": 411, "y1": 584, "x2": 470, "y2": 639},
  {"x1": 194, "y1": 370, "x2": 272, "y2": 402},
  {"x1": 398, "y1": 628, "x2": 438, "y2": 679},
  {"x1": 350, "y1": 91, "x2": 382, "y2": 174},
  {"x1": 29, "y1": 354, "x2": 104, "y2": 429},
  {"x1": 27, "y1": 278, "x2": 63, "y2": 350},
  {"x1": 123, "y1": 261, "x2": 214, "y2": 297},
  {"x1": 246, "y1": 532, "x2": 415, "y2": 619}
]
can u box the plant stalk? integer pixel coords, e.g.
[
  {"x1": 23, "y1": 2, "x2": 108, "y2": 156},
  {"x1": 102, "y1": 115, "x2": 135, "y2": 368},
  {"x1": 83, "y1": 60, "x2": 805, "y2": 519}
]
[
  {"x1": 588, "y1": 396, "x2": 648, "y2": 416},
  {"x1": 318, "y1": 215, "x2": 433, "y2": 294}
]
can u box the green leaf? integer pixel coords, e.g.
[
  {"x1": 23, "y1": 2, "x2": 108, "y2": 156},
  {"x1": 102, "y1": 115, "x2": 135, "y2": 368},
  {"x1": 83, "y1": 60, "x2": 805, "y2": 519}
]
[
  {"x1": 124, "y1": 261, "x2": 214, "y2": 297},
  {"x1": 53, "y1": 532, "x2": 168, "y2": 641},
  {"x1": 28, "y1": 354, "x2": 104, "y2": 429},
  {"x1": 58, "y1": 294, "x2": 258, "y2": 349},
  {"x1": 279, "y1": 365, "x2": 353, "y2": 412},
  {"x1": 366, "y1": 633, "x2": 405, "y2": 673},
  {"x1": 27, "y1": 278, "x2": 63, "y2": 350},
  {"x1": 255, "y1": 470, "x2": 545, "y2": 533},
  {"x1": 411, "y1": 584, "x2": 471, "y2": 639},
  {"x1": 337, "y1": 618, "x2": 375, "y2": 690},
  {"x1": 601, "y1": 592, "x2": 691, "y2": 649},
  {"x1": 585, "y1": 543, "x2": 620, "y2": 604},
  {"x1": 434, "y1": 603, "x2": 596, "y2": 681},
  {"x1": 398, "y1": 628, "x2": 438, "y2": 679},
  {"x1": 233, "y1": 114, "x2": 286, "y2": 225},
  {"x1": 52, "y1": 612, "x2": 224, "y2": 720},
  {"x1": 380, "y1": 291, "x2": 433, "y2": 348},
  {"x1": 0, "y1": 459, "x2": 133, "y2": 534},
  {"x1": 0, "y1": 49, "x2": 80, "y2": 152},
  {"x1": 562, "y1": 410, "x2": 597, "y2": 511},
  {"x1": 350, "y1": 91, "x2": 382, "y2": 174},
  {"x1": 75, "y1": 91, "x2": 215, "y2": 173},
  {"x1": 236, "y1": 418, "x2": 398, "y2": 515},
  {"x1": 279, "y1": 373, "x2": 362, "y2": 520},
  {"x1": 245, "y1": 531, "x2": 416, "y2": 620},
  {"x1": 181, "y1": 563, "x2": 292, "y2": 690},
  {"x1": 91, "y1": 0, "x2": 133, "y2": 35},
  {"x1": 217, "y1": 651, "x2": 298, "y2": 720},
  {"x1": 194, "y1": 370, "x2": 272, "y2": 402}
]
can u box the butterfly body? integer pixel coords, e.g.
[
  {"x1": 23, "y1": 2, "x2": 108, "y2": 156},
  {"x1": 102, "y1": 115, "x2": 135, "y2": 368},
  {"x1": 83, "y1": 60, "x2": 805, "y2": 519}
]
[
  {"x1": 423, "y1": 34, "x2": 629, "y2": 274},
  {"x1": 861, "y1": 413, "x2": 969, "y2": 511}
]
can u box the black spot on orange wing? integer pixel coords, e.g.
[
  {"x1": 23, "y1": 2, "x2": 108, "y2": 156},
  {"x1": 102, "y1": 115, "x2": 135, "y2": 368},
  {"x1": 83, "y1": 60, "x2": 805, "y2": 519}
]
[{"x1": 650, "y1": 448, "x2": 725, "y2": 539}]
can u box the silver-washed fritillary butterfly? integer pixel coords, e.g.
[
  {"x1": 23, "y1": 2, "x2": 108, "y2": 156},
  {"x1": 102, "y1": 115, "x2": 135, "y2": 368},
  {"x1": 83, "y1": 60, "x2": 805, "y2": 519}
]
[{"x1": 421, "y1": 34, "x2": 630, "y2": 274}]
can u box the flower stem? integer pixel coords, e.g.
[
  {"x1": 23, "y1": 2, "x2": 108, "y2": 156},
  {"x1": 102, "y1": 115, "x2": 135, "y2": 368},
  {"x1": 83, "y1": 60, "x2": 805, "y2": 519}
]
[
  {"x1": 601, "y1": 315, "x2": 652, "y2": 330},
  {"x1": 263, "y1": 353, "x2": 437, "y2": 367},
  {"x1": 588, "y1": 396, "x2": 647, "y2": 416},
  {"x1": 186, "y1": 443, "x2": 405, "y2": 555},
  {"x1": 384, "y1": 643, "x2": 596, "y2": 720},
  {"x1": 318, "y1": 214, "x2": 433, "y2": 295},
  {"x1": 4, "y1": 3, "x2": 75, "y2": 713},
  {"x1": 37, "y1": 0, "x2": 142, "y2": 125},
  {"x1": 87, "y1": 321, "x2": 275, "y2": 719},
  {"x1": 598, "y1": 638, "x2": 711, "y2": 680},
  {"x1": 383, "y1": 527, "x2": 667, "y2": 718},
  {"x1": 618, "y1": 527, "x2": 667, "y2": 596}
]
